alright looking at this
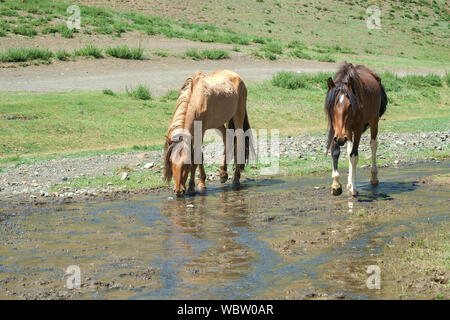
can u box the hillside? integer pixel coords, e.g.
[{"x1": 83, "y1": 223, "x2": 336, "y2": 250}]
[
  {"x1": 0, "y1": 0, "x2": 448, "y2": 69},
  {"x1": 74, "y1": 0, "x2": 449, "y2": 64}
]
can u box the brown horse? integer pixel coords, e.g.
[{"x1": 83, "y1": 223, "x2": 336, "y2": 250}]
[
  {"x1": 325, "y1": 62, "x2": 388, "y2": 196},
  {"x1": 164, "y1": 69, "x2": 251, "y2": 197}
]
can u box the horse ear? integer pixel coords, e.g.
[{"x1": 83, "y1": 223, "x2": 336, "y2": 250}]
[{"x1": 327, "y1": 78, "x2": 335, "y2": 90}]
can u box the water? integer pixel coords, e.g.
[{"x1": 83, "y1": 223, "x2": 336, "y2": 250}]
[{"x1": 0, "y1": 161, "x2": 448, "y2": 299}]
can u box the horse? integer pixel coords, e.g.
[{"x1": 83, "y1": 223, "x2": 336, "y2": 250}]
[
  {"x1": 164, "y1": 69, "x2": 252, "y2": 197},
  {"x1": 325, "y1": 62, "x2": 388, "y2": 196}
]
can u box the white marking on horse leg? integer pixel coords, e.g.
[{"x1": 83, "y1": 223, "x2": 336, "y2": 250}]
[
  {"x1": 331, "y1": 169, "x2": 341, "y2": 192},
  {"x1": 346, "y1": 141, "x2": 353, "y2": 190},
  {"x1": 349, "y1": 154, "x2": 358, "y2": 195},
  {"x1": 332, "y1": 169, "x2": 339, "y2": 179},
  {"x1": 370, "y1": 139, "x2": 379, "y2": 185}
]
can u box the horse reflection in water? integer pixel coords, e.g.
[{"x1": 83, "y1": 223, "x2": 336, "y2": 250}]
[{"x1": 160, "y1": 189, "x2": 256, "y2": 292}]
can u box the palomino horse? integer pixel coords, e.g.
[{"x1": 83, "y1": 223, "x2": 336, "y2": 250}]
[
  {"x1": 164, "y1": 69, "x2": 251, "y2": 197},
  {"x1": 325, "y1": 62, "x2": 388, "y2": 196}
]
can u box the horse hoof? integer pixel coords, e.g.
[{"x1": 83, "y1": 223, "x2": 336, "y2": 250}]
[
  {"x1": 232, "y1": 180, "x2": 240, "y2": 186},
  {"x1": 187, "y1": 188, "x2": 195, "y2": 195},
  {"x1": 370, "y1": 179, "x2": 379, "y2": 185},
  {"x1": 346, "y1": 183, "x2": 352, "y2": 190},
  {"x1": 331, "y1": 185, "x2": 342, "y2": 196},
  {"x1": 350, "y1": 190, "x2": 359, "y2": 197},
  {"x1": 220, "y1": 174, "x2": 228, "y2": 184},
  {"x1": 198, "y1": 185, "x2": 206, "y2": 195}
]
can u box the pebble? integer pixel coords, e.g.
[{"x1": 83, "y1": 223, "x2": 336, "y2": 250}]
[
  {"x1": 121, "y1": 172, "x2": 129, "y2": 181},
  {"x1": 186, "y1": 204, "x2": 194, "y2": 208},
  {"x1": 143, "y1": 162, "x2": 155, "y2": 169}
]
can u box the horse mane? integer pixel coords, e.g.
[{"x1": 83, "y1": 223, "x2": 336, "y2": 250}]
[
  {"x1": 164, "y1": 72, "x2": 203, "y2": 181},
  {"x1": 324, "y1": 62, "x2": 364, "y2": 151}
]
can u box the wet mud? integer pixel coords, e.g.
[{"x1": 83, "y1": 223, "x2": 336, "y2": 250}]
[{"x1": 0, "y1": 162, "x2": 449, "y2": 299}]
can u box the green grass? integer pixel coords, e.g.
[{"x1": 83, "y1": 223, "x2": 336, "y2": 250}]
[
  {"x1": 105, "y1": 45, "x2": 146, "y2": 60},
  {"x1": 271, "y1": 71, "x2": 331, "y2": 90},
  {"x1": 12, "y1": 24, "x2": 37, "y2": 37},
  {"x1": 288, "y1": 49, "x2": 312, "y2": 60},
  {"x1": 51, "y1": 169, "x2": 164, "y2": 193},
  {"x1": 152, "y1": 50, "x2": 170, "y2": 57},
  {"x1": 55, "y1": 49, "x2": 72, "y2": 61},
  {"x1": 0, "y1": 47, "x2": 53, "y2": 62},
  {"x1": 102, "y1": 89, "x2": 115, "y2": 96},
  {"x1": 184, "y1": 48, "x2": 230, "y2": 60},
  {"x1": 160, "y1": 90, "x2": 179, "y2": 102},
  {"x1": 0, "y1": 90, "x2": 167, "y2": 157},
  {"x1": 73, "y1": 44, "x2": 103, "y2": 58},
  {"x1": 126, "y1": 84, "x2": 152, "y2": 100},
  {"x1": 0, "y1": 72, "x2": 448, "y2": 162},
  {"x1": 42, "y1": 23, "x2": 74, "y2": 38}
]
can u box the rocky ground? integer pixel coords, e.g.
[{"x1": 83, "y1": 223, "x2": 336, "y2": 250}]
[{"x1": 0, "y1": 130, "x2": 448, "y2": 207}]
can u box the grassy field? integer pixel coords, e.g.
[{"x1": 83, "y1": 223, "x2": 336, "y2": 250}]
[{"x1": 0, "y1": 0, "x2": 448, "y2": 69}]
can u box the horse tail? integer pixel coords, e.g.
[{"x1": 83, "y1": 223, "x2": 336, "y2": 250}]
[
  {"x1": 379, "y1": 83, "x2": 387, "y2": 118},
  {"x1": 228, "y1": 80, "x2": 251, "y2": 170},
  {"x1": 243, "y1": 109, "x2": 251, "y2": 168}
]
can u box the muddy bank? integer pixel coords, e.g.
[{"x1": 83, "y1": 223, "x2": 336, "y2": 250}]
[{"x1": 0, "y1": 161, "x2": 449, "y2": 299}]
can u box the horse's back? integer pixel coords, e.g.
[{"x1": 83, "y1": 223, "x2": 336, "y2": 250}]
[
  {"x1": 190, "y1": 70, "x2": 244, "y2": 129},
  {"x1": 355, "y1": 65, "x2": 381, "y2": 89},
  {"x1": 354, "y1": 65, "x2": 384, "y2": 124}
]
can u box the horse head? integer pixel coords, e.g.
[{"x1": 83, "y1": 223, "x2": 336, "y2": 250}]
[
  {"x1": 326, "y1": 76, "x2": 359, "y2": 147},
  {"x1": 164, "y1": 129, "x2": 192, "y2": 197}
]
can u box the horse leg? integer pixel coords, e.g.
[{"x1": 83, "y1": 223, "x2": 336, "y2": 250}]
[
  {"x1": 218, "y1": 125, "x2": 228, "y2": 183},
  {"x1": 369, "y1": 121, "x2": 379, "y2": 185},
  {"x1": 346, "y1": 134, "x2": 353, "y2": 191},
  {"x1": 348, "y1": 131, "x2": 361, "y2": 196},
  {"x1": 198, "y1": 154, "x2": 207, "y2": 194},
  {"x1": 330, "y1": 142, "x2": 342, "y2": 196},
  {"x1": 188, "y1": 164, "x2": 197, "y2": 195},
  {"x1": 231, "y1": 113, "x2": 246, "y2": 185}
]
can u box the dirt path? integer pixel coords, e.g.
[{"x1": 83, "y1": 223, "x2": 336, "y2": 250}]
[
  {"x1": 1, "y1": 55, "x2": 339, "y2": 96},
  {"x1": 2, "y1": 55, "x2": 443, "y2": 96}
]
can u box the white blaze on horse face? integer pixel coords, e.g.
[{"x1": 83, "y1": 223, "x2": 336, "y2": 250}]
[{"x1": 339, "y1": 94, "x2": 345, "y2": 104}]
